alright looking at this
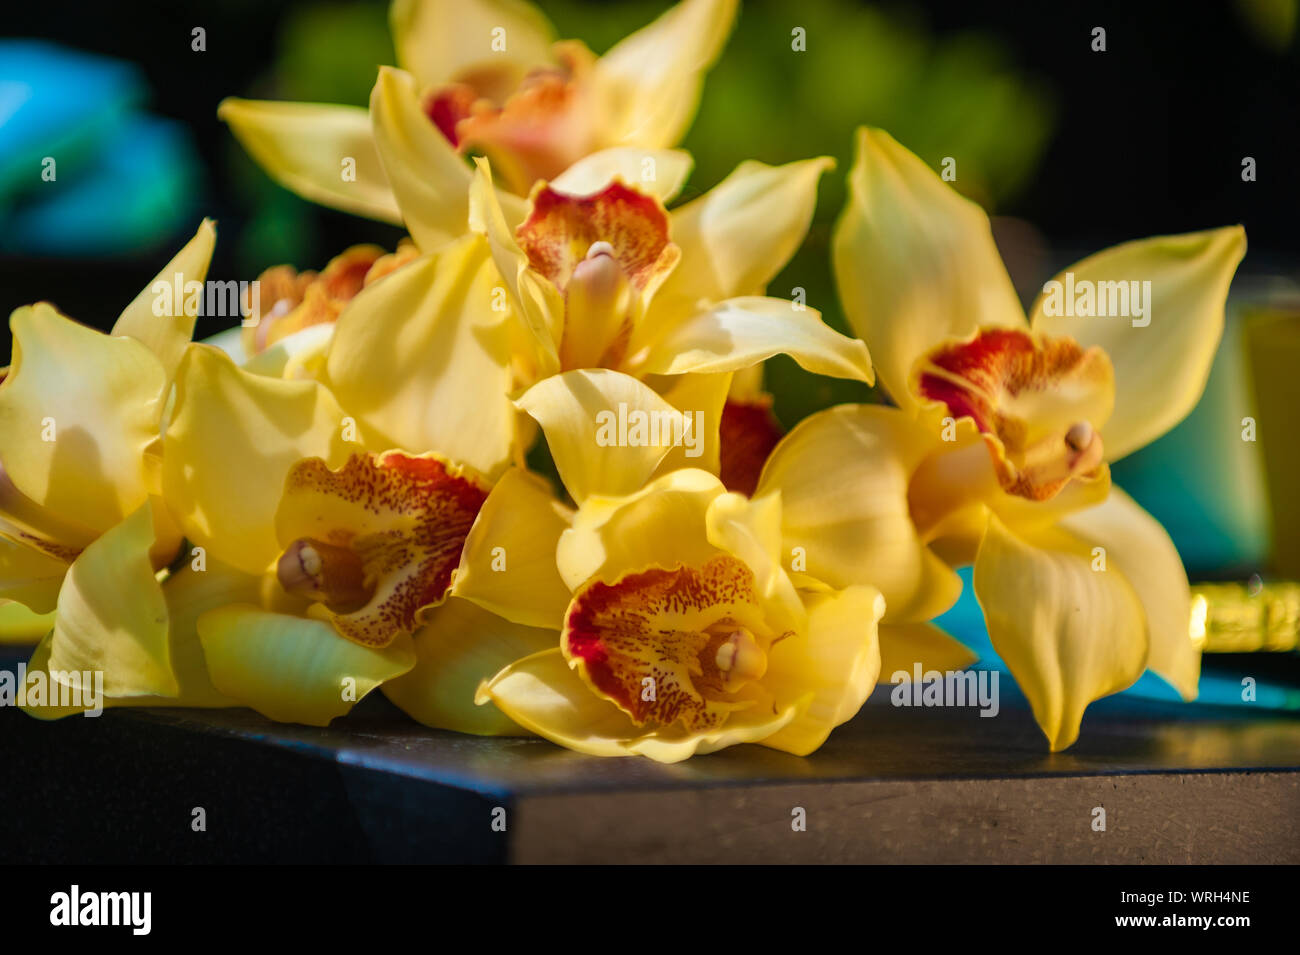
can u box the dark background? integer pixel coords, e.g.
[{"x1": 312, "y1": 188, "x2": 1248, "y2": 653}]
[{"x1": 2, "y1": 0, "x2": 1297, "y2": 344}]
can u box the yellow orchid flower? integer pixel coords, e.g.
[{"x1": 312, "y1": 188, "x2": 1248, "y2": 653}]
[
  {"x1": 419, "y1": 367, "x2": 887, "y2": 762},
  {"x1": 447, "y1": 152, "x2": 873, "y2": 489},
  {"x1": 2, "y1": 221, "x2": 224, "y2": 716},
  {"x1": 156, "y1": 341, "x2": 417, "y2": 725},
  {"x1": 220, "y1": 0, "x2": 737, "y2": 243},
  {"x1": 763, "y1": 127, "x2": 1245, "y2": 751},
  {"x1": 147, "y1": 234, "x2": 541, "y2": 725}
]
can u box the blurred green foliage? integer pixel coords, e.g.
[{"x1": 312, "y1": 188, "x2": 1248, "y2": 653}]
[{"x1": 274, "y1": 2, "x2": 396, "y2": 104}]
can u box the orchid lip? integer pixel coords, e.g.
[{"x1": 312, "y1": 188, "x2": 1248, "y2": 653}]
[
  {"x1": 274, "y1": 452, "x2": 490, "y2": 646},
  {"x1": 562, "y1": 555, "x2": 772, "y2": 731},
  {"x1": 515, "y1": 179, "x2": 678, "y2": 294},
  {"x1": 913, "y1": 327, "x2": 1115, "y2": 502}
]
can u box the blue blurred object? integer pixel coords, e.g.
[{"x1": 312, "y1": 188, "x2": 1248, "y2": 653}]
[
  {"x1": 0, "y1": 40, "x2": 201, "y2": 255},
  {"x1": 935, "y1": 567, "x2": 1300, "y2": 711}
]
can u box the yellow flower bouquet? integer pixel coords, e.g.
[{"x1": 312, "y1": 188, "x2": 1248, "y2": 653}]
[{"x1": 2, "y1": 0, "x2": 1258, "y2": 767}]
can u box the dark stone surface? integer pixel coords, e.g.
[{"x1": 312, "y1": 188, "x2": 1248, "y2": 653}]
[{"x1": 3, "y1": 649, "x2": 1298, "y2": 863}]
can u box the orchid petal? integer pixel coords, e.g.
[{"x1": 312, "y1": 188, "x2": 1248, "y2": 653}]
[
  {"x1": 594, "y1": 0, "x2": 738, "y2": 148},
  {"x1": 46, "y1": 501, "x2": 177, "y2": 698},
  {"x1": 632, "y1": 296, "x2": 873, "y2": 382},
  {"x1": 475, "y1": 647, "x2": 644, "y2": 756},
  {"x1": 241, "y1": 323, "x2": 336, "y2": 380},
  {"x1": 833, "y1": 128, "x2": 1024, "y2": 411},
  {"x1": 622, "y1": 705, "x2": 800, "y2": 762},
  {"x1": 0, "y1": 304, "x2": 165, "y2": 535},
  {"x1": 556, "y1": 468, "x2": 724, "y2": 592},
  {"x1": 197, "y1": 605, "x2": 414, "y2": 726},
  {"x1": 112, "y1": 219, "x2": 216, "y2": 381},
  {"x1": 383, "y1": 596, "x2": 555, "y2": 734},
  {"x1": 468, "y1": 159, "x2": 563, "y2": 376},
  {"x1": 1058, "y1": 487, "x2": 1199, "y2": 699},
  {"x1": 156, "y1": 559, "x2": 265, "y2": 707},
  {"x1": 164, "y1": 344, "x2": 351, "y2": 574},
  {"x1": 656, "y1": 157, "x2": 833, "y2": 312},
  {"x1": 20, "y1": 555, "x2": 258, "y2": 718},
  {"x1": 761, "y1": 585, "x2": 884, "y2": 756},
  {"x1": 653, "y1": 370, "x2": 730, "y2": 478},
  {"x1": 324, "y1": 235, "x2": 518, "y2": 478},
  {"x1": 757, "y1": 404, "x2": 964, "y2": 623},
  {"x1": 0, "y1": 537, "x2": 69, "y2": 615},
  {"x1": 973, "y1": 515, "x2": 1148, "y2": 751},
  {"x1": 390, "y1": 0, "x2": 556, "y2": 90},
  {"x1": 218, "y1": 99, "x2": 401, "y2": 224},
  {"x1": 371, "y1": 67, "x2": 490, "y2": 250},
  {"x1": 452, "y1": 468, "x2": 573, "y2": 629},
  {"x1": 551, "y1": 147, "x2": 694, "y2": 204},
  {"x1": 1029, "y1": 226, "x2": 1246, "y2": 461},
  {"x1": 705, "y1": 490, "x2": 805, "y2": 635},
  {"x1": 517, "y1": 368, "x2": 686, "y2": 504}
]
